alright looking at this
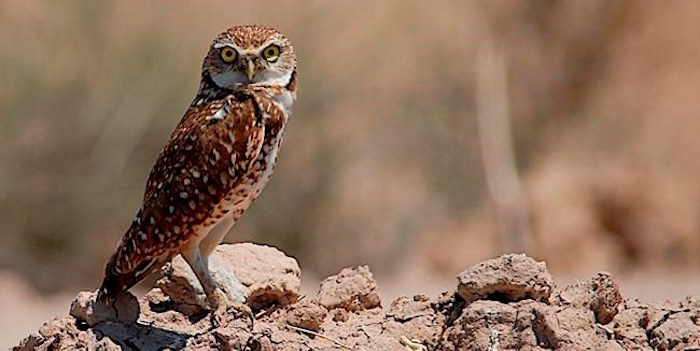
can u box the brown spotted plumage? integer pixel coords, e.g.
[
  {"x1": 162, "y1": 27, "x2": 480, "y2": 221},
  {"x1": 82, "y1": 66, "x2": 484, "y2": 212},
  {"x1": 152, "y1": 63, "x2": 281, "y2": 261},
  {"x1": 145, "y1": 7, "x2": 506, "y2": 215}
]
[{"x1": 97, "y1": 25, "x2": 297, "y2": 315}]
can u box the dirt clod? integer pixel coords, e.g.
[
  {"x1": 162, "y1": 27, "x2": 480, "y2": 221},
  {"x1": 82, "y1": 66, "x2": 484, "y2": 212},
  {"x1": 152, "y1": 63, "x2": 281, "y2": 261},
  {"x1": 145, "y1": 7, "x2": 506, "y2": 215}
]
[
  {"x1": 318, "y1": 265, "x2": 381, "y2": 312},
  {"x1": 69, "y1": 290, "x2": 139, "y2": 326},
  {"x1": 284, "y1": 299, "x2": 327, "y2": 331},
  {"x1": 648, "y1": 309, "x2": 700, "y2": 350},
  {"x1": 589, "y1": 272, "x2": 622, "y2": 324},
  {"x1": 457, "y1": 253, "x2": 554, "y2": 304},
  {"x1": 13, "y1": 246, "x2": 700, "y2": 351},
  {"x1": 213, "y1": 243, "x2": 301, "y2": 309}
]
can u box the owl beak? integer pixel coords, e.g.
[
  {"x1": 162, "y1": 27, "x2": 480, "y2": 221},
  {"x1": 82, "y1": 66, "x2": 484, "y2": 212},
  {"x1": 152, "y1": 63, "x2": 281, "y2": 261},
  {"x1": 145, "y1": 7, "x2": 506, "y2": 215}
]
[{"x1": 245, "y1": 59, "x2": 256, "y2": 81}]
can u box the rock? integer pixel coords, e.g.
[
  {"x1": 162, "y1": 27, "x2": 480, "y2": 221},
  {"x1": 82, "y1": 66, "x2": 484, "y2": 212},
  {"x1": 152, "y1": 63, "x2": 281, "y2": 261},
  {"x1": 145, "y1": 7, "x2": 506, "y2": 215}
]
[
  {"x1": 648, "y1": 310, "x2": 700, "y2": 350},
  {"x1": 589, "y1": 272, "x2": 622, "y2": 324},
  {"x1": 457, "y1": 253, "x2": 554, "y2": 304},
  {"x1": 318, "y1": 265, "x2": 381, "y2": 312},
  {"x1": 11, "y1": 333, "x2": 45, "y2": 351},
  {"x1": 158, "y1": 258, "x2": 213, "y2": 316},
  {"x1": 387, "y1": 295, "x2": 434, "y2": 323},
  {"x1": 441, "y1": 300, "x2": 521, "y2": 350},
  {"x1": 214, "y1": 243, "x2": 301, "y2": 309},
  {"x1": 13, "y1": 316, "x2": 123, "y2": 351},
  {"x1": 555, "y1": 281, "x2": 593, "y2": 308},
  {"x1": 384, "y1": 295, "x2": 445, "y2": 349},
  {"x1": 285, "y1": 300, "x2": 327, "y2": 331},
  {"x1": 610, "y1": 305, "x2": 654, "y2": 351},
  {"x1": 158, "y1": 243, "x2": 300, "y2": 312},
  {"x1": 445, "y1": 255, "x2": 628, "y2": 350},
  {"x1": 69, "y1": 290, "x2": 139, "y2": 326},
  {"x1": 531, "y1": 302, "x2": 564, "y2": 348},
  {"x1": 551, "y1": 272, "x2": 622, "y2": 326}
]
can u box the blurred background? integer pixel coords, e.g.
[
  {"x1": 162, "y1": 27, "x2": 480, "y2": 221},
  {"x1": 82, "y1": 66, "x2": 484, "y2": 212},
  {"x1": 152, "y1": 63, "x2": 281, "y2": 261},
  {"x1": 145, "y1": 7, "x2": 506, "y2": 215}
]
[{"x1": 2, "y1": 0, "x2": 700, "y2": 346}]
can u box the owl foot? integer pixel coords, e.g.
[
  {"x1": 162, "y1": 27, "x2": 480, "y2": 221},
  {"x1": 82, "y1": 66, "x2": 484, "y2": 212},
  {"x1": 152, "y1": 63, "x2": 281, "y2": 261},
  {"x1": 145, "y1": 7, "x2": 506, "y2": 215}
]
[{"x1": 206, "y1": 288, "x2": 254, "y2": 328}]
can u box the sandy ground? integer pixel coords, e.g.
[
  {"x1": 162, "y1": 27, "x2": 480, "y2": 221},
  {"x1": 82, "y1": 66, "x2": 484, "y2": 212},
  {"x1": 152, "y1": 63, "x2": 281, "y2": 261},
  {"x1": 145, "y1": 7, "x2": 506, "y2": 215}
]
[{"x1": 3, "y1": 268, "x2": 699, "y2": 350}]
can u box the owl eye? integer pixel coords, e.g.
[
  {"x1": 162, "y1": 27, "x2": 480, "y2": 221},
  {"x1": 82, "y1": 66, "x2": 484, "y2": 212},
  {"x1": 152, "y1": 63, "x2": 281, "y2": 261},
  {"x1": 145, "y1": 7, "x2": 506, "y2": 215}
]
[
  {"x1": 262, "y1": 45, "x2": 280, "y2": 62},
  {"x1": 220, "y1": 47, "x2": 237, "y2": 63}
]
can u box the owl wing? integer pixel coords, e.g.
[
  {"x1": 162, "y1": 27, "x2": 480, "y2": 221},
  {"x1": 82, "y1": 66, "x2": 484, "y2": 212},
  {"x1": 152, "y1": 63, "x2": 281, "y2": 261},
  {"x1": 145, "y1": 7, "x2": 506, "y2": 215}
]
[{"x1": 98, "y1": 94, "x2": 265, "y2": 303}]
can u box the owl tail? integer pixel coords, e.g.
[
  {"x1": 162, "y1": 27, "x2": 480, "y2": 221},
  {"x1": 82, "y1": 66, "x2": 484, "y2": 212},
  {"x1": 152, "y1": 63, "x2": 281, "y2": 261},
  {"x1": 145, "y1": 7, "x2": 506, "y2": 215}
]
[
  {"x1": 97, "y1": 251, "x2": 163, "y2": 305},
  {"x1": 96, "y1": 253, "x2": 128, "y2": 305}
]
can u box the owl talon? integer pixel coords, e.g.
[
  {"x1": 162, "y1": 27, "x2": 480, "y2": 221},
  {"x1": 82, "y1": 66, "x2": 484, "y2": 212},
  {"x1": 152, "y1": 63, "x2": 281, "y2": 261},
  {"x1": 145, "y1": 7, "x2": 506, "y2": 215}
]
[{"x1": 206, "y1": 289, "x2": 254, "y2": 326}]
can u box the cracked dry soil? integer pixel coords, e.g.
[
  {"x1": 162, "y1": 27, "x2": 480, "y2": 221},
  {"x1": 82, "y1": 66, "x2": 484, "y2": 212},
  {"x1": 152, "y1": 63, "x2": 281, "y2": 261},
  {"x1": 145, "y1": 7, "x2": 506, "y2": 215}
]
[{"x1": 13, "y1": 244, "x2": 700, "y2": 350}]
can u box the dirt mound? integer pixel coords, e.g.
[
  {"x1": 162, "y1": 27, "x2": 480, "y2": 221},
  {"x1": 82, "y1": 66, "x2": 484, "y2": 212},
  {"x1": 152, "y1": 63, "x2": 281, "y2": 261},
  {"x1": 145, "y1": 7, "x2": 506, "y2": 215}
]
[{"x1": 12, "y1": 244, "x2": 700, "y2": 350}]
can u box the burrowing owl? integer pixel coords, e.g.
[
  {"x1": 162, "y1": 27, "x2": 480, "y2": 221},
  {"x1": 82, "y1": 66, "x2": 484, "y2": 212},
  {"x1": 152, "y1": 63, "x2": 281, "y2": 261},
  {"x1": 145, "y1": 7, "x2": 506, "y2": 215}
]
[{"x1": 97, "y1": 25, "x2": 297, "y2": 316}]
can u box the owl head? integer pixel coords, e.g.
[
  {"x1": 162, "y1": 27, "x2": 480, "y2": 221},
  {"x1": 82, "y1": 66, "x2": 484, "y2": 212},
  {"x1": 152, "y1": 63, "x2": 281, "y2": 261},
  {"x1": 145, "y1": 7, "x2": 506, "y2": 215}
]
[{"x1": 202, "y1": 25, "x2": 296, "y2": 89}]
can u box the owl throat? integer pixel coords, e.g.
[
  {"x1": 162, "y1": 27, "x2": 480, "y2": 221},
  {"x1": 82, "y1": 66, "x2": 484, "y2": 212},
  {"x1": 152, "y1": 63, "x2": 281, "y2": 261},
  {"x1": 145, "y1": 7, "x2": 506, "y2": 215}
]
[{"x1": 191, "y1": 70, "x2": 297, "y2": 108}]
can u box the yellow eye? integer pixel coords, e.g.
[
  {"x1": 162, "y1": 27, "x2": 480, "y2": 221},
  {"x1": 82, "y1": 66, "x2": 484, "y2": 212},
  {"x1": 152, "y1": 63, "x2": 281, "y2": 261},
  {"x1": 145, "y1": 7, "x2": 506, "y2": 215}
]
[
  {"x1": 220, "y1": 47, "x2": 237, "y2": 63},
  {"x1": 262, "y1": 45, "x2": 280, "y2": 62}
]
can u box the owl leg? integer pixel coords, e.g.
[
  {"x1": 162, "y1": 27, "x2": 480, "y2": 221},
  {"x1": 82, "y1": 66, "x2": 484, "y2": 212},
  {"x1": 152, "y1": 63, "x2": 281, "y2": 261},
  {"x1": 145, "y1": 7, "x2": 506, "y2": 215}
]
[
  {"x1": 180, "y1": 246, "x2": 218, "y2": 301},
  {"x1": 199, "y1": 216, "x2": 234, "y2": 260},
  {"x1": 198, "y1": 217, "x2": 249, "y2": 306},
  {"x1": 180, "y1": 244, "x2": 252, "y2": 322}
]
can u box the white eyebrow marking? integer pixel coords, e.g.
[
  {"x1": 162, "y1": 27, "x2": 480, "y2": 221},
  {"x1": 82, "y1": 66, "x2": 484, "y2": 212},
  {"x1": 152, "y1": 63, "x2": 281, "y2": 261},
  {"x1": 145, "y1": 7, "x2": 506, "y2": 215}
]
[
  {"x1": 213, "y1": 41, "x2": 236, "y2": 49},
  {"x1": 213, "y1": 39, "x2": 281, "y2": 54}
]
